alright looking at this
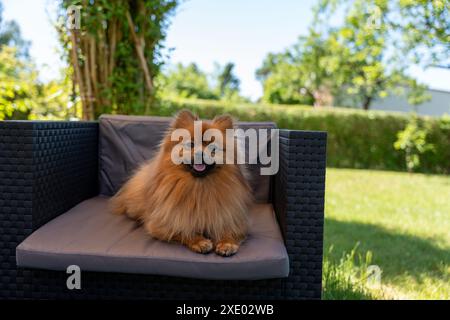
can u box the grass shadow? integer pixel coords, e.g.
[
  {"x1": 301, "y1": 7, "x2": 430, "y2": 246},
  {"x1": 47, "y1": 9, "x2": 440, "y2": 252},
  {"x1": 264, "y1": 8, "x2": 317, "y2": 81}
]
[{"x1": 324, "y1": 218, "x2": 450, "y2": 284}]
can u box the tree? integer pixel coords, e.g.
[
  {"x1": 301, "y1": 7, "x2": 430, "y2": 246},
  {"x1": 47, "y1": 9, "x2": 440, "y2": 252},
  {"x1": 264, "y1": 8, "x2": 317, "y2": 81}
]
[
  {"x1": 0, "y1": 1, "x2": 81, "y2": 120},
  {"x1": 159, "y1": 62, "x2": 249, "y2": 102},
  {"x1": 0, "y1": 2, "x2": 37, "y2": 120},
  {"x1": 32, "y1": 69, "x2": 81, "y2": 120},
  {"x1": 386, "y1": 0, "x2": 449, "y2": 67},
  {"x1": 256, "y1": 34, "x2": 340, "y2": 106},
  {"x1": 394, "y1": 115, "x2": 435, "y2": 172},
  {"x1": 215, "y1": 62, "x2": 240, "y2": 99},
  {"x1": 317, "y1": 0, "x2": 450, "y2": 67},
  {"x1": 0, "y1": 46, "x2": 38, "y2": 120},
  {"x1": 158, "y1": 62, "x2": 219, "y2": 100},
  {"x1": 57, "y1": 0, "x2": 179, "y2": 120},
  {"x1": 324, "y1": 0, "x2": 429, "y2": 110},
  {"x1": 0, "y1": 1, "x2": 30, "y2": 57},
  {"x1": 257, "y1": 0, "x2": 430, "y2": 109},
  {"x1": 0, "y1": 45, "x2": 77, "y2": 120}
]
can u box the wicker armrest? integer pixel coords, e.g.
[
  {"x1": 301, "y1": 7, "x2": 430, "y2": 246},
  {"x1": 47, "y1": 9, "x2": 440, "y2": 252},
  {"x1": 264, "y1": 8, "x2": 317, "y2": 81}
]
[
  {"x1": 0, "y1": 121, "x2": 98, "y2": 297},
  {"x1": 0, "y1": 121, "x2": 99, "y2": 231},
  {"x1": 272, "y1": 129, "x2": 327, "y2": 299}
]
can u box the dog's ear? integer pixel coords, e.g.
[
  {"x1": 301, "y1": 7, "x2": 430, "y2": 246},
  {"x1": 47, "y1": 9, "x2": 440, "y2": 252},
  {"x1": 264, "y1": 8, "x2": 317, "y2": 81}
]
[
  {"x1": 213, "y1": 114, "x2": 234, "y2": 130},
  {"x1": 172, "y1": 109, "x2": 198, "y2": 128}
]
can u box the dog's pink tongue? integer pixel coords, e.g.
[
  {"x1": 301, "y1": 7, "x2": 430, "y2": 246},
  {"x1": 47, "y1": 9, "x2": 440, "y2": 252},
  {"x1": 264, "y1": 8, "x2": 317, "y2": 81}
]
[{"x1": 193, "y1": 164, "x2": 206, "y2": 172}]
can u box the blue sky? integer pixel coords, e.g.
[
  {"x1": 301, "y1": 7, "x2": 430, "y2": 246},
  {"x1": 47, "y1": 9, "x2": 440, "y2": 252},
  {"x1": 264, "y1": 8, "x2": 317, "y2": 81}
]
[{"x1": 3, "y1": 0, "x2": 450, "y2": 100}]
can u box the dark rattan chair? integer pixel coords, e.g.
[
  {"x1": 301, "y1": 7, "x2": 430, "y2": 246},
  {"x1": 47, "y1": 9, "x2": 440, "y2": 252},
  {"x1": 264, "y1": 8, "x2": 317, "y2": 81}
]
[{"x1": 0, "y1": 120, "x2": 326, "y2": 299}]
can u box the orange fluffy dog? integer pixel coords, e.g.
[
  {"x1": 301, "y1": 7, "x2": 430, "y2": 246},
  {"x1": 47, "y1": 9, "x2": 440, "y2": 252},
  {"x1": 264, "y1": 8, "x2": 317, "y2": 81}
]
[{"x1": 110, "y1": 110, "x2": 253, "y2": 256}]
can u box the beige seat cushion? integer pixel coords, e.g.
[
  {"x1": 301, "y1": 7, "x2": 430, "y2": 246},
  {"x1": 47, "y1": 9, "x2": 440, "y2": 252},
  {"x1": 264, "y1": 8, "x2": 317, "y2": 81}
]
[{"x1": 16, "y1": 196, "x2": 289, "y2": 280}]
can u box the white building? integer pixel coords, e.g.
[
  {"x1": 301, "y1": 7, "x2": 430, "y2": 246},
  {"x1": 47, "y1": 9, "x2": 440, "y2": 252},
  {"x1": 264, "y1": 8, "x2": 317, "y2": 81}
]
[{"x1": 371, "y1": 88, "x2": 450, "y2": 117}]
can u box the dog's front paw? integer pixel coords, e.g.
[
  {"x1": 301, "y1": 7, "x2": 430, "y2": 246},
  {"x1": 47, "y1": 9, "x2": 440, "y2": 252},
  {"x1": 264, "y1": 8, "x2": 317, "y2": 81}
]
[
  {"x1": 188, "y1": 238, "x2": 214, "y2": 254},
  {"x1": 215, "y1": 241, "x2": 239, "y2": 257}
]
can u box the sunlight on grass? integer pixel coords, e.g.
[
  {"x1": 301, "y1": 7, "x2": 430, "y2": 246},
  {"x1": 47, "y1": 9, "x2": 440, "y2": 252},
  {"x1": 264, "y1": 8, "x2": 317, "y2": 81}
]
[
  {"x1": 324, "y1": 168, "x2": 450, "y2": 299},
  {"x1": 322, "y1": 244, "x2": 386, "y2": 300}
]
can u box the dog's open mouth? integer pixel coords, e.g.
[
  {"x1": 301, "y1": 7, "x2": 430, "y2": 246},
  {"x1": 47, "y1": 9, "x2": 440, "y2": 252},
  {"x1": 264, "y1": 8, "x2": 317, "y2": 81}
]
[{"x1": 189, "y1": 163, "x2": 216, "y2": 177}]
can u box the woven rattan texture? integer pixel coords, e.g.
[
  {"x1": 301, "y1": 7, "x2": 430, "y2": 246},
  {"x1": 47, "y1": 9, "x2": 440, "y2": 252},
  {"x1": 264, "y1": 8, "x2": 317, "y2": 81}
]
[
  {"x1": 29, "y1": 271, "x2": 286, "y2": 299},
  {"x1": 1, "y1": 122, "x2": 326, "y2": 299},
  {"x1": 274, "y1": 130, "x2": 326, "y2": 299},
  {"x1": 0, "y1": 121, "x2": 98, "y2": 298}
]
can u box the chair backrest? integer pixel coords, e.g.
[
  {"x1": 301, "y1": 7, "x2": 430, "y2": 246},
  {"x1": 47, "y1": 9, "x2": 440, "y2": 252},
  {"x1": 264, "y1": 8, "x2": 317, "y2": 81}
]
[{"x1": 98, "y1": 114, "x2": 277, "y2": 203}]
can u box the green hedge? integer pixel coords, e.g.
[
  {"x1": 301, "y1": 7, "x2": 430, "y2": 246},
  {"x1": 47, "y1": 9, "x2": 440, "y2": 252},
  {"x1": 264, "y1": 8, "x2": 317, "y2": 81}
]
[{"x1": 154, "y1": 98, "x2": 450, "y2": 174}]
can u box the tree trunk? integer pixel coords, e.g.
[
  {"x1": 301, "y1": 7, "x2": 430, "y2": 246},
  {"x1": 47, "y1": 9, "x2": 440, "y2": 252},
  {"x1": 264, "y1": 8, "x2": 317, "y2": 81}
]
[
  {"x1": 363, "y1": 96, "x2": 373, "y2": 110},
  {"x1": 69, "y1": 30, "x2": 90, "y2": 120},
  {"x1": 60, "y1": 1, "x2": 178, "y2": 119},
  {"x1": 126, "y1": 10, "x2": 154, "y2": 97}
]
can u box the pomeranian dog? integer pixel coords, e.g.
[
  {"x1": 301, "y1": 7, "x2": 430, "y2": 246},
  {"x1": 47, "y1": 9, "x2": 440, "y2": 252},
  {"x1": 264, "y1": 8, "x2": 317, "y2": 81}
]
[{"x1": 110, "y1": 110, "x2": 253, "y2": 256}]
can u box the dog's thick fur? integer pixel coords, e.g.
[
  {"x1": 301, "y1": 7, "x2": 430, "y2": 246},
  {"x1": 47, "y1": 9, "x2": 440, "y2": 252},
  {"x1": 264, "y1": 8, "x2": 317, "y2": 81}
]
[{"x1": 110, "y1": 110, "x2": 253, "y2": 256}]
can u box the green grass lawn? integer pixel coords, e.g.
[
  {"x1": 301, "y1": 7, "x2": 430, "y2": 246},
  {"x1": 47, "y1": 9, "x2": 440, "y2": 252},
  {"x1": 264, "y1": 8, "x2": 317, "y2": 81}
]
[{"x1": 323, "y1": 168, "x2": 450, "y2": 300}]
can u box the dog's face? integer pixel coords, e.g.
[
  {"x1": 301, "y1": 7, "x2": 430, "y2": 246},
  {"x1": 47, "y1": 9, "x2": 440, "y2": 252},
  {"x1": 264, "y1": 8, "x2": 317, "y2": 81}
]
[{"x1": 162, "y1": 110, "x2": 235, "y2": 178}]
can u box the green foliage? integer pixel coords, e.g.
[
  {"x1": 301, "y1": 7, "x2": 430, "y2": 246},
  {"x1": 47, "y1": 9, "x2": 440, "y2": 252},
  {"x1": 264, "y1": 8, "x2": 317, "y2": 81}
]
[
  {"x1": 0, "y1": 1, "x2": 30, "y2": 57},
  {"x1": 0, "y1": 46, "x2": 38, "y2": 120},
  {"x1": 317, "y1": 0, "x2": 450, "y2": 67},
  {"x1": 57, "y1": 0, "x2": 179, "y2": 119},
  {"x1": 158, "y1": 62, "x2": 248, "y2": 102},
  {"x1": 395, "y1": 0, "x2": 449, "y2": 66},
  {"x1": 257, "y1": 0, "x2": 431, "y2": 109},
  {"x1": 322, "y1": 245, "x2": 379, "y2": 300},
  {"x1": 256, "y1": 35, "x2": 338, "y2": 106},
  {"x1": 0, "y1": 1, "x2": 38, "y2": 120},
  {"x1": 0, "y1": 2, "x2": 76, "y2": 121},
  {"x1": 215, "y1": 62, "x2": 241, "y2": 100},
  {"x1": 31, "y1": 70, "x2": 81, "y2": 120},
  {"x1": 0, "y1": 48, "x2": 77, "y2": 121},
  {"x1": 394, "y1": 115, "x2": 435, "y2": 172},
  {"x1": 157, "y1": 98, "x2": 450, "y2": 174},
  {"x1": 158, "y1": 63, "x2": 219, "y2": 100}
]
